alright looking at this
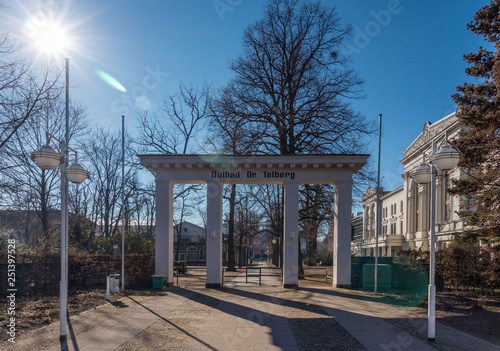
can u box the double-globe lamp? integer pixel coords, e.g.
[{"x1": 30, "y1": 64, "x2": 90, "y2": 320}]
[
  {"x1": 31, "y1": 141, "x2": 89, "y2": 183},
  {"x1": 411, "y1": 132, "x2": 460, "y2": 342},
  {"x1": 31, "y1": 133, "x2": 89, "y2": 341}
]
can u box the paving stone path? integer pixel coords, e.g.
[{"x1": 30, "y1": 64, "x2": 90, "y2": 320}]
[{"x1": 4, "y1": 263, "x2": 498, "y2": 351}]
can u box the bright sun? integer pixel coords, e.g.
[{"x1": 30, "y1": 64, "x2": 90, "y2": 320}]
[{"x1": 32, "y1": 22, "x2": 72, "y2": 57}]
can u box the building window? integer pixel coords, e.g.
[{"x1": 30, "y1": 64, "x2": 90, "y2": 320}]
[
  {"x1": 401, "y1": 200, "x2": 403, "y2": 213},
  {"x1": 400, "y1": 221, "x2": 403, "y2": 235},
  {"x1": 465, "y1": 195, "x2": 477, "y2": 212},
  {"x1": 187, "y1": 247, "x2": 198, "y2": 261}
]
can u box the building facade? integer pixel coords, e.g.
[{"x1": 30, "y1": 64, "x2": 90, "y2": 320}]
[{"x1": 353, "y1": 112, "x2": 468, "y2": 256}]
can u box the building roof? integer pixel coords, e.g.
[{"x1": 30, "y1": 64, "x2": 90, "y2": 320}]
[{"x1": 401, "y1": 111, "x2": 459, "y2": 163}]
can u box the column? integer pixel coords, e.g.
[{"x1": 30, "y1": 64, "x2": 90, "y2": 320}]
[
  {"x1": 283, "y1": 182, "x2": 299, "y2": 288},
  {"x1": 333, "y1": 179, "x2": 353, "y2": 288},
  {"x1": 155, "y1": 180, "x2": 174, "y2": 286},
  {"x1": 420, "y1": 187, "x2": 430, "y2": 251},
  {"x1": 363, "y1": 206, "x2": 368, "y2": 239},
  {"x1": 407, "y1": 181, "x2": 416, "y2": 249},
  {"x1": 206, "y1": 180, "x2": 223, "y2": 288}
]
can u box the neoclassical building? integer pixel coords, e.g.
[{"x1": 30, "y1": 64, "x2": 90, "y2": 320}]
[{"x1": 353, "y1": 111, "x2": 468, "y2": 256}]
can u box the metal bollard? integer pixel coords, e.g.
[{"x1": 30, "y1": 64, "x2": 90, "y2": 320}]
[{"x1": 106, "y1": 276, "x2": 110, "y2": 300}]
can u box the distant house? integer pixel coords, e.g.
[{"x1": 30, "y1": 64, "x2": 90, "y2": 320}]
[
  {"x1": 329, "y1": 212, "x2": 364, "y2": 255},
  {"x1": 351, "y1": 212, "x2": 363, "y2": 241},
  {"x1": 173, "y1": 221, "x2": 228, "y2": 264},
  {"x1": 0, "y1": 209, "x2": 60, "y2": 245}
]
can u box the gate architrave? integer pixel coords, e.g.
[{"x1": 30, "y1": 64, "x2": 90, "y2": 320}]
[{"x1": 139, "y1": 154, "x2": 369, "y2": 288}]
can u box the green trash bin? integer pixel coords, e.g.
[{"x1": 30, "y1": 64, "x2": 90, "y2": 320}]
[{"x1": 151, "y1": 274, "x2": 168, "y2": 289}]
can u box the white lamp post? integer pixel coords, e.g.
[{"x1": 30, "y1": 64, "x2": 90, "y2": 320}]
[
  {"x1": 412, "y1": 131, "x2": 459, "y2": 342},
  {"x1": 31, "y1": 63, "x2": 89, "y2": 341},
  {"x1": 31, "y1": 132, "x2": 89, "y2": 342}
]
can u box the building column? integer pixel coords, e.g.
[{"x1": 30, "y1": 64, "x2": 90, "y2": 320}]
[
  {"x1": 333, "y1": 179, "x2": 353, "y2": 288},
  {"x1": 206, "y1": 180, "x2": 223, "y2": 288},
  {"x1": 155, "y1": 180, "x2": 174, "y2": 286},
  {"x1": 363, "y1": 206, "x2": 368, "y2": 239},
  {"x1": 420, "y1": 187, "x2": 430, "y2": 251},
  {"x1": 283, "y1": 182, "x2": 299, "y2": 288},
  {"x1": 407, "y1": 184, "x2": 416, "y2": 249}
]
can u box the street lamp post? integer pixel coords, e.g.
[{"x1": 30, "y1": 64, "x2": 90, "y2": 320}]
[
  {"x1": 412, "y1": 131, "x2": 459, "y2": 342},
  {"x1": 31, "y1": 59, "x2": 89, "y2": 341}
]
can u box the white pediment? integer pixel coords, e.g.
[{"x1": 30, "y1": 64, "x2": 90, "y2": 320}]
[{"x1": 402, "y1": 112, "x2": 458, "y2": 161}]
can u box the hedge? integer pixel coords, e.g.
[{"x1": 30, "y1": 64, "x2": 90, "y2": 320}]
[{"x1": 0, "y1": 254, "x2": 154, "y2": 296}]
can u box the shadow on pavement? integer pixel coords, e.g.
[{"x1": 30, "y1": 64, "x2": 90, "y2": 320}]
[{"x1": 125, "y1": 295, "x2": 218, "y2": 351}]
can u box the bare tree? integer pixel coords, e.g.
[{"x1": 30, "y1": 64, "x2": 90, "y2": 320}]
[
  {"x1": 250, "y1": 184, "x2": 284, "y2": 268},
  {"x1": 173, "y1": 185, "x2": 194, "y2": 260},
  {"x1": 216, "y1": 0, "x2": 373, "y2": 156},
  {"x1": 137, "y1": 83, "x2": 211, "y2": 154},
  {"x1": 0, "y1": 96, "x2": 87, "y2": 251},
  {"x1": 137, "y1": 83, "x2": 211, "y2": 248},
  {"x1": 234, "y1": 192, "x2": 262, "y2": 267},
  {"x1": 80, "y1": 127, "x2": 139, "y2": 238},
  {"x1": 210, "y1": 0, "x2": 376, "y2": 273},
  {"x1": 0, "y1": 22, "x2": 62, "y2": 150},
  {"x1": 207, "y1": 100, "x2": 263, "y2": 271},
  {"x1": 300, "y1": 184, "x2": 334, "y2": 261}
]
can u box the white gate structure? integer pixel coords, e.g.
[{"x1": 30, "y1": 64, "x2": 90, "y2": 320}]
[{"x1": 139, "y1": 154, "x2": 368, "y2": 288}]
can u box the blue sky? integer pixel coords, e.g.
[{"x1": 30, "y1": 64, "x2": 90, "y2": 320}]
[{"x1": 5, "y1": 0, "x2": 490, "y2": 191}]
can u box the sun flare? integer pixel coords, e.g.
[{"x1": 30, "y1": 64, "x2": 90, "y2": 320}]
[{"x1": 32, "y1": 22, "x2": 73, "y2": 57}]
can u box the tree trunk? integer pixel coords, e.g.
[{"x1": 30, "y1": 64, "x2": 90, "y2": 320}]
[
  {"x1": 40, "y1": 170, "x2": 50, "y2": 252},
  {"x1": 226, "y1": 184, "x2": 237, "y2": 271},
  {"x1": 298, "y1": 246, "x2": 305, "y2": 279},
  {"x1": 238, "y1": 235, "x2": 245, "y2": 268}
]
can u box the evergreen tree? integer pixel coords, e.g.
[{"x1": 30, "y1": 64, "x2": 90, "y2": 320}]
[{"x1": 450, "y1": 0, "x2": 500, "y2": 243}]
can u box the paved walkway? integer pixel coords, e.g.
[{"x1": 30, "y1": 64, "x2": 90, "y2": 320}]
[{"x1": 5, "y1": 263, "x2": 499, "y2": 351}]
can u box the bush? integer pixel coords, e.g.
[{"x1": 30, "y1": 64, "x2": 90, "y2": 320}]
[
  {"x1": 303, "y1": 252, "x2": 333, "y2": 266},
  {"x1": 436, "y1": 241, "x2": 499, "y2": 294},
  {"x1": 174, "y1": 260, "x2": 188, "y2": 274},
  {"x1": 304, "y1": 257, "x2": 317, "y2": 266},
  {"x1": 93, "y1": 232, "x2": 155, "y2": 255},
  {"x1": 484, "y1": 246, "x2": 500, "y2": 294}
]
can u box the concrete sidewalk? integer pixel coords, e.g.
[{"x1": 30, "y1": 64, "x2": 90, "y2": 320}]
[{"x1": 4, "y1": 264, "x2": 499, "y2": 351}]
